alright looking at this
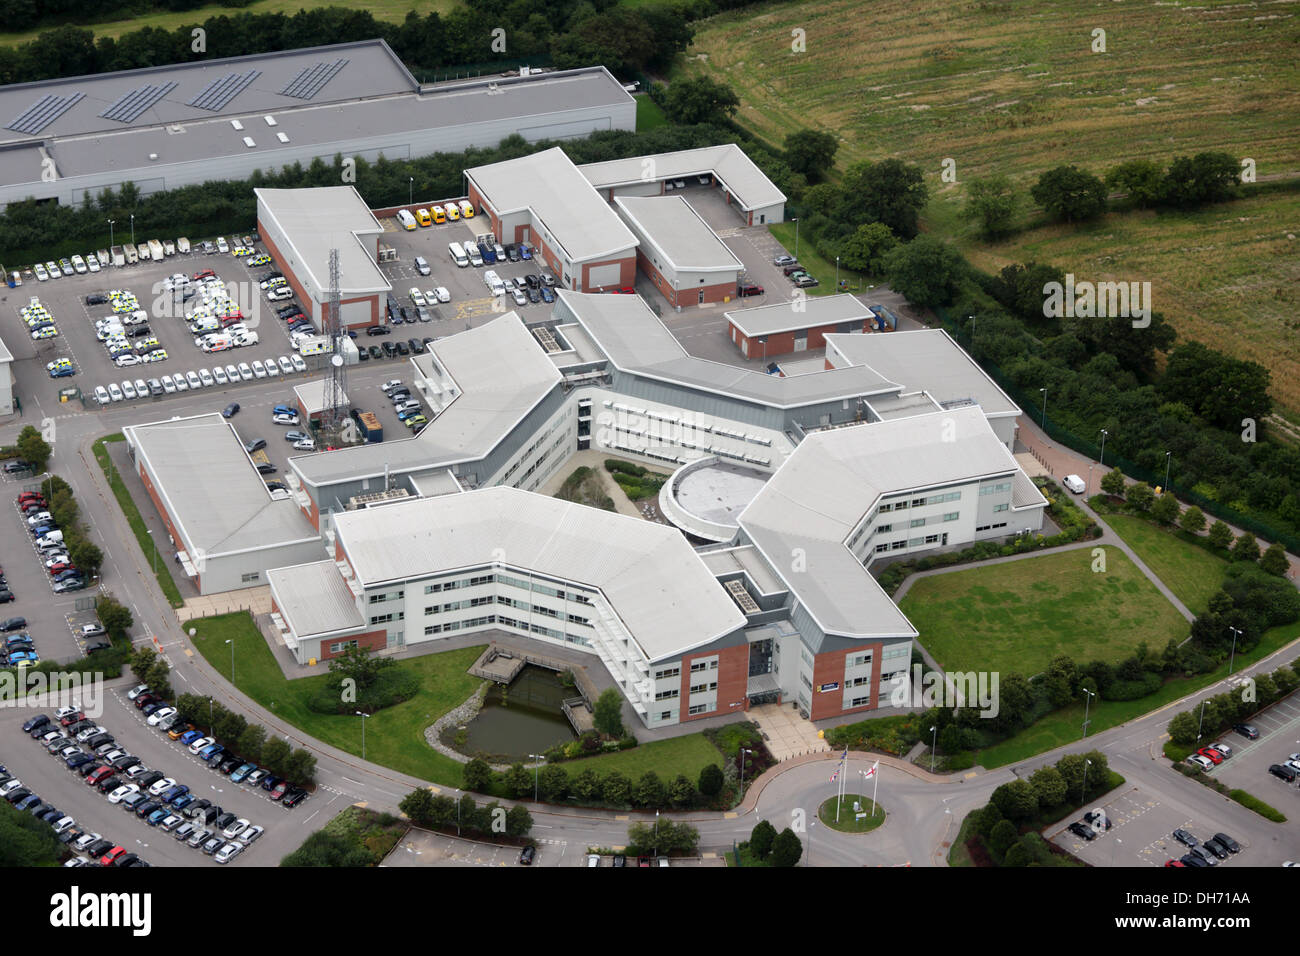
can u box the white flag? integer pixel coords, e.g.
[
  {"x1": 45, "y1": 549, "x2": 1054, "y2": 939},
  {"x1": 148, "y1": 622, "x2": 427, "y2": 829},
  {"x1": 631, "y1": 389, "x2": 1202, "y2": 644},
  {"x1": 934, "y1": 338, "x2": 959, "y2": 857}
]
[{"x1": 863, "y1": 760, "x2": 878, "y2": 778}]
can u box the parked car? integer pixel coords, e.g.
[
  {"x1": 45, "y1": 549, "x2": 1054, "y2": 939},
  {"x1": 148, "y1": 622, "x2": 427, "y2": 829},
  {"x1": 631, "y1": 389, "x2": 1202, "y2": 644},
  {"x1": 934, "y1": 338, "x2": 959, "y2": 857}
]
[{"x1": 1233, "y1": 723, "x2": 1260, "y2": 739}]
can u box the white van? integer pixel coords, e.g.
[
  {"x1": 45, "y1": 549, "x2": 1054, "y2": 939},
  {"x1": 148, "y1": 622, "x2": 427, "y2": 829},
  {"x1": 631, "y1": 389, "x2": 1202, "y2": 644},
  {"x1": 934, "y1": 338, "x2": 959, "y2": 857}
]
[
  {"x1": 447, "y1": 242, "x2": 469, "y2": 268},
  {"x1": 483, "y1": 270, "x2": 505, "y2": 296},
  {"x1": 397, "y1": 209, "x2": 418, "y2": 231},
  {"x1": 1063, "y1": 474, "x2": 1087, "y2": 494}
]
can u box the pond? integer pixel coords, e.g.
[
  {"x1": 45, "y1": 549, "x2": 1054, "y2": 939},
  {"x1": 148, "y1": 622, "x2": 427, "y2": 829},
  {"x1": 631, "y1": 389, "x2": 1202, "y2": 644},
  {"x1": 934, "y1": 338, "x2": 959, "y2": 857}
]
[{"x1": 443, "y1": 665, "x2": 577, "y2": 763}]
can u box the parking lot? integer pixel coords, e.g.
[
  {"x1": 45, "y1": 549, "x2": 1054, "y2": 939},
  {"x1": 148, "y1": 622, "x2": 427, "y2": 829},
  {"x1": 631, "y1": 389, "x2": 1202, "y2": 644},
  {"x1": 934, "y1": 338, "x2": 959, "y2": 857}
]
[
  {"x1": 1200, "y1": 685, "x2": 1300, "y2": 814},
  {"x1": 1, "y1": 680, "x2": 333, "y2": 867}
]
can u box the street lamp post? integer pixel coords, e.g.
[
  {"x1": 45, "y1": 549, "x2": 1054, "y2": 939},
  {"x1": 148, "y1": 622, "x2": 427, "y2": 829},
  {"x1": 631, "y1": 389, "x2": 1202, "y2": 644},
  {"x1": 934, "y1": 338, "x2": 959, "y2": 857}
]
[
  {"x1": 528, "y1": 753, "x2": 543, "y2": 802},
  {"x1": 1099, "y1": 428, "x2": 1109, "y2": 468},
  {"x1": 1082, "y1": 687, "x2": 1096, "y2": 739},
  {"x1": 1039, "y1": 387, "x2": 1048, "y2": 430},
  {"x1": 1196, "y1": 699, "x2": 1208, "y2": 742},
  {"x1": 1164, "y1": 452, "x2": 1172, "y2": 493},
  {"x1": 353, "y1": 712, "x2": 369, "y2": 759},
  {"x1": 208, "y1": 697, "x2": 213, "y2": 736},
  {"x1": 739, "y1": 747, "x2": 752, "y2": 795},
  {"x1": 107, "y1": 219, "x2": 115, "y2": 247},
  {"x1": 454, "y1": 788, "x2": 461, "y2": 836},
  {"x1": 792, "y1": 218, "x2": 799, "y2": 259},
  {"x1": 930, "y1": 725, "x2": 938, "y2": 773},
  {"x1": 835, "y1": 255, "x2": 840, "y2": 290},
  {"x1": 129, "y1": 213, "x2": 134, "y2": 247},
  {"x1": 653, "y1": 809, "x2": 660, "y2": 858},
  {"x1": 225, "y1": 638, "x2": 234, "y2": 684},
  {"x1": 146, "y1": 528, "x2": 157, "y2": 574},
  {"x1": 1228, "y1": 626, "x2": 1243, "y2": 676},
  {"x1": 408, "y1": 177, "x2": 413, "y2": 207},
  {"x1": 1081, "y1": 758, "x2": 1091, "y2": 803}
]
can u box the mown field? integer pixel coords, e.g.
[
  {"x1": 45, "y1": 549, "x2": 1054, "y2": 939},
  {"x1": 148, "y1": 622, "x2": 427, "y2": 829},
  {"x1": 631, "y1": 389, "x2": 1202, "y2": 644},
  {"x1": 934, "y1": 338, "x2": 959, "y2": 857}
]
[{"x1": 683, "y1": 0, "x2": 1300, "y2": 405}]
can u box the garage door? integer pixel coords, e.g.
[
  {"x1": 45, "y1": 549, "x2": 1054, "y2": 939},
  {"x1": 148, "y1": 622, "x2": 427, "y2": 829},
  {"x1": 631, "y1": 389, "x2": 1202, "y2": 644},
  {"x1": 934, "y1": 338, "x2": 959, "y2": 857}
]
[{"x1": 586, "y1": 263, "x2": 623, "y2": 288}]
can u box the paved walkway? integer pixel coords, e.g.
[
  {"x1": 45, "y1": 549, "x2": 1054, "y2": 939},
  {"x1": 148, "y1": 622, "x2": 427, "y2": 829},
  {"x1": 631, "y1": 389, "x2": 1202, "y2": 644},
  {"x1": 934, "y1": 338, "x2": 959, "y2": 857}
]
[
  {"x1": 178, "y1": 584, "x2": 272, "y2": 622},
  {"x1": 750, "y1": 702, "x2": 831, "y2": 760}
]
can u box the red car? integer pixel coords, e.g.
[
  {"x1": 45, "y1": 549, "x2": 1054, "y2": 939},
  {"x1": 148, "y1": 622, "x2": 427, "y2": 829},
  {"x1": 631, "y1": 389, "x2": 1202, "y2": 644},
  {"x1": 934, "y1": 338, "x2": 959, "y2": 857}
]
[
  {"x1": 86, "y1": 766, "x2": 114, "y2": 787},
  {"x1": 191, "y1": 269, "x2": 215, "y2": 281},
  {"x1": 1164, "y1": 859, "x2": 1186, "y2": 867},
  {"x1": 47, "y1": 562, "x2": 74, "y2": 576},
  {"x1": 1197, "y1": 747, "x2": 1225, "y2": 765},
  {"x1": 270, "y1": 780, "x2": 288, "y2": 802},
  {"x1": 99, "y1": 846, "x2": 126, "y2": 866},
  {"x1": 59, "y1": 711, "x2": 84, "y2": 727},
  {"x1": 17, "y1": 492, "x2": 44, "y2": 504}
]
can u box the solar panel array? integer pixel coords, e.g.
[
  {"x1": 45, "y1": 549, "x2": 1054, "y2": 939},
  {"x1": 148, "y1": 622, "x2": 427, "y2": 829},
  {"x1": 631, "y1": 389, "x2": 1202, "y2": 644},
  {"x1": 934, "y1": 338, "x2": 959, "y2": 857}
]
[
  {"x1": 98, "y1": 81, "x2": 178, "y2": 124},
  {"x1": 5, "y1": 91, "x2": 85, "y2": 135},
  {"x1": 186, "y1": 70, "x2": 262, "y2": 112},
  {"x1": 279, "y1": 59, "x2": 349, "y2": 100}
]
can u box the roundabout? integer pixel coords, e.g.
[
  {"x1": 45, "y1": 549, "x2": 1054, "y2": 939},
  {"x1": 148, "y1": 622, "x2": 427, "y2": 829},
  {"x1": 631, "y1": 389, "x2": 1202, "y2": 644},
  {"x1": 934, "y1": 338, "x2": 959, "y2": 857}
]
[{"x1": 818, "y1": 794, "x2": 886, "y2": 834}]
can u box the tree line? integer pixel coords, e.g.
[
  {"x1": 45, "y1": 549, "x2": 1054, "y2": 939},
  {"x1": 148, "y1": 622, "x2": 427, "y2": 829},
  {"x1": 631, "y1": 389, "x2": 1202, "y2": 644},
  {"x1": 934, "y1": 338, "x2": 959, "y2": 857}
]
[{"x1": 172, "y1": 691, "x2": 318, "y2": 785}]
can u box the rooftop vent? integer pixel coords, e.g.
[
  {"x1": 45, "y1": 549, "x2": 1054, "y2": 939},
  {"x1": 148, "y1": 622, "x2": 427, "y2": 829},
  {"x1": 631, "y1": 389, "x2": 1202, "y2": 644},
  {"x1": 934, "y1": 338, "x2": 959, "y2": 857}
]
[
  {"x1": 230, "y1": 119, "x2": 243, "y2": 130},
  {"x1": 276, "y1": 131, "x2": 289, "y2": 143},
  {"x1": 264, "y1": 115, "x2": 277, "y2": 126},
  {"x1": 242, "y1": 136, "x2": 256, "y2": 148}
]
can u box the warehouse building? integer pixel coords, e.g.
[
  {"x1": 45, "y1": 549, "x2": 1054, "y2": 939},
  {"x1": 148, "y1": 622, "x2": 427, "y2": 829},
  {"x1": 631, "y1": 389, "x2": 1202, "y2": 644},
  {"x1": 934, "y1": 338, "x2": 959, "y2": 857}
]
[
  {"x1": 613, "y1": 195, "x2": 743, "y2": 307},
  {"x1": 122, "y1": 414, "x2": 326, "y2": 594},
  {"x1": 256, "y1": 186, "x2": 388, "y2": 329},
  {"x1": 0, "y1": 40, "x2": 635, "y2": 210},
  {"x1": 579, "y1": 143, "x2": 787, "y2": 226},
  {"x1": 726, "y1": 294, "x2": 875, "y2": 361},
  {"x1": 0, "y1": 333, "x2": 13, "y2": 416}
]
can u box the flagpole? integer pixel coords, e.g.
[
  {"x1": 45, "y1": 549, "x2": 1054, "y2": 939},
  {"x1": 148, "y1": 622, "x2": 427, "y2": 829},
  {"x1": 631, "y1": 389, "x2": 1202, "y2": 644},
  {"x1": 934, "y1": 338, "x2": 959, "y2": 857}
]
[{"x1": 872, "y1": 762, "x2": 880, "y2": 817}]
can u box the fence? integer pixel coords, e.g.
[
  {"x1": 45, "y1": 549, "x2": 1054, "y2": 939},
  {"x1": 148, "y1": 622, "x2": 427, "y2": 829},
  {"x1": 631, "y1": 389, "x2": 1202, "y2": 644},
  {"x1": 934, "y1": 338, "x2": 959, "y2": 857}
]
[
  {"x1": 934, "y1": 305, "x2": 1300, "y2": 554},
  {"x1": 410, "y1": 56, "x2": 552, "y2": 85}
]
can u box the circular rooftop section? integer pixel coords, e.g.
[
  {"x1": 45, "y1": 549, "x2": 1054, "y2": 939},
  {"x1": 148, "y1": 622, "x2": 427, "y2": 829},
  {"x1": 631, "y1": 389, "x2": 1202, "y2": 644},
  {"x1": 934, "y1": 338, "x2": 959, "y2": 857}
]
[{"x1": 659, "y1": 457, "x2": 771, "y2": 543}]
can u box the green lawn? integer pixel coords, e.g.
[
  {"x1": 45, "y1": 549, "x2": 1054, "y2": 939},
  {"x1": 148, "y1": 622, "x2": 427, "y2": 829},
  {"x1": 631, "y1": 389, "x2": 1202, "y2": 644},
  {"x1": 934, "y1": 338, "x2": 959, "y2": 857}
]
[
  {"x1": 1103, "y1": 515, "x2": 1228, "y2": 616},
  {"x1": 901, "y1": 546, "x2": 1187, "y2": 677},
  {"x1": 977, "y1": 619, "x2": 1300, "y2": 768},
  {"x1": 635, "y1": 95, "x2": 669, "y2": 131},
  {"x1": 189, "y1": 612, "x2": 728, "y2": 790},
  {"x1": 92, "y1": 433, "x2": 184, "y2": 608},
  {"x1": 189, "y1": 612, "x2": 485, "y2": 786},
  {"x1": 818, "y1": 795, "x2": 885, "y2": 833}
]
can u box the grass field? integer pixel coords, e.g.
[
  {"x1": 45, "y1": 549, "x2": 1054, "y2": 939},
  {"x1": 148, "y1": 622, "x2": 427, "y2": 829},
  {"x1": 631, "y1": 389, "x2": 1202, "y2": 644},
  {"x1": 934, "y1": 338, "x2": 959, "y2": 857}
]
[
  {"x1": 0, "y1": 0, "x2": 453, "y2": 46},
  {"x1": 1103, "y1": 515, "x2": 1228, "y2": 617},
  {"x1": 901, "y1": 546, "x2": 1187, "y2": 677},
  {"x1": 555, "y1": 733, "x2": 724, "y2": 782},
  {"x1": 684, "y1": 0, "x2": 1300, "y2": 409},
  {"x1": 635, "y1": 95, "x2": 670, "y2": 131},
  {"x1": 767, "y1": 221, "x2": 871, "y2": 296}
]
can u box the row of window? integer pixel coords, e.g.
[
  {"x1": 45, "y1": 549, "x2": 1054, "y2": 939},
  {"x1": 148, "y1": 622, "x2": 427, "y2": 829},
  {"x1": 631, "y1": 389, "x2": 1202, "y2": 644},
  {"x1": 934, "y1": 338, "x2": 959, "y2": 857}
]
[
  {"x1": 874, "y1": 533, "x2": 942, "y2": 553},
  {"x1": 690, "y1": 659, "x2": 718, "y2": 673},
  {"x1": 369, "y1": 611, "x2": 404, "y2": 625},
  {"x1": 980, "y1": 481, "x2": 1012, "y2": 496},
  {"x1": 368, "y1": 590, "x2": 405, "y2": 605},
  {"x1": 879, "y1": 489, "x2": 962, "y2": 513},
  {"x1": 655, "y1": 666, "x2": 680, "y2": 680},
  {"x1": 975, "y1": 521, "x2": 1009, "y2": 533},
  {"x1": 423, "y1": 575, "x2": 494, "y2": 594},
  {"x1": 688, "y1": 702, "x2": 717, "y2": 716},
  {"x1": 849, "y1": 652, "x2": 873, "y2": 667},
  {"x1": 690, "y1": 681, "x2": 718, "y2": 695}
]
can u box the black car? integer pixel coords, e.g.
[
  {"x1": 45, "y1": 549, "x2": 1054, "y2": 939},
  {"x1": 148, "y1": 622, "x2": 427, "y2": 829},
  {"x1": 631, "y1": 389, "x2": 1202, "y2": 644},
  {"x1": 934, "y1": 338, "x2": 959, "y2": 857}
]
[
  {"x1": 1172, "y1": 828, "x2": 1199, "y2": 847},
  {"x1": 526, "y1": 286, "x2": 540, "y2": 303},
  {"x1": 135, "y1": 770, "x2": 165, "y2": 789},
  {"x1": 96, "y1": 775, "x2": 122, "y2": 793},
  {"x1": 114, "y1": 853, "x2": 139, "y2": 868},
  {"x1": 1181, "y1": 853, "x2": 1209, "y2": 868},
  {"x1": 76, "y1": 762, "x2": 105, "y2": 779},
  {"x1": 1201, "y1": 838, "x2": 1230, "y2": 860},
  {"x1": 368, "y1": 345, "x2": 382, "y2": 360},
  {"x1": 283, "y1": 788, "x2": 307, "y2": 808},
  {"x1": 276, "y1": 304, "x2": 301, "y2": 317},
  {"x1": 395, "y1": 341, "x2": 409, "y2": 356},
  {"x1": 265, "y1": 481, "x2": 287, "y2": 492},
  {"x1": 518, "y1": 844, "x2": 535, "y2": 864},
  {"x1": 523, "y1": 274, "x2": 541, "y2": 289},
  {"x1": 110, "y1": 754, "x2": 138, "y2": 770},
  {"x1": 1213, "y1": 832, "x2": 1241, "y2": 853},
  {"x1": 1067, "y1": 821, "x2": 1097, "y2": 841},
  {"x1": 217, "y1": 755, "x2": 241, "y2": 775},
  {"x1": 85, "y1": 294, "x2": 108, "y2": 306},
  {"x1": 21, "y1": 714, "x2": 50, "y2": 733},
  {"x1": 1233, "y1": 723, "x2": 1260, "y2": 739},
  {"x1": 85, "y1": 642, "x2": 112, "y2": 654},
  {"x1": 0, "y1": 617, "x2": 23, "y2": 632},
  {"x1": 260, "y1": 775, "x2": 283, "y2": 792},
  {"x1": 223, "y1": 402, "x2": 240, "y2": 419},
  {"x1": 141, "y1": 701, "x2": 164, "y2": 716},
  {"x1": 256, "y1": 463, "x2": 277, "y2": 475},
  {"x1": 135, "y1": 800, "x2": 162, "y2": 818},
  {"x1": 366, "y1": 325, "x2": 391, "y2": 337},
  {"x1": 1270, "y1": 764, "x2": 1297, "y2": 782},
  {"x1": 357, "y1": 348, "x2": 370, "y2": 362},
  {"x1": 382, "y1": 341, "x2": 398, "y2": 357},
  {"x1": 4, "y1": 788, "x2": 31, "y2": 804},
  {"x1": 408, "y1": 338, "x2": 423, "y2": 354},
  {"x1": 398, "y1": 307, "x2": 409, "y2": 324},
  {"x1": 66, "y1": 753, "x2": 94, "y2": 770},
  {"x1": 85, "y1": 733, "x2": 114, "y2": 749},
  {"x1": 244, "y1": 438, "x2": 266, "y2": 453},
  {"x1": 85, "y1": 839, "x2": 115, "y2": 858},
  {"x1": 126, "y1": 324, "x2": 152, "y2": 338},
  {"x1": 186, "y1": 798, "x2": 212, "y2": 818}
]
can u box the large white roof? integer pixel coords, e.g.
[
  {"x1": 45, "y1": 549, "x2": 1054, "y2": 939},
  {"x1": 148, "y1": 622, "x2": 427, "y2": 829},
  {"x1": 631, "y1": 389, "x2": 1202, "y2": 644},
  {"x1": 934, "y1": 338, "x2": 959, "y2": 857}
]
[
  {"x1": 613, "y1": 195, "x2": 742, "y2": 274},
  {"x1": 739, "y1": 406, "x2": 1041, "y2": 639},
  {"x1": 255, "y1": 186, "x2": 387, "y2": 296},
  {"x1": 579, "y1": 144, "x2": 786, "y2": 211},
  {"x1": 465, "y1": 146, "x2": 638, "y2": 264},
  {"x1": 725, "y1": 294, "x2": 872, "y2": 338},
  {"x1": 267, "y1": 559, "x2": 365, "y2": 639},
  {"x1": 825, "y1": 329, "x2": 1020, "y2": 417},
  {"x1": 333, "y1": 486, "x2": 746, "y2": 661}
]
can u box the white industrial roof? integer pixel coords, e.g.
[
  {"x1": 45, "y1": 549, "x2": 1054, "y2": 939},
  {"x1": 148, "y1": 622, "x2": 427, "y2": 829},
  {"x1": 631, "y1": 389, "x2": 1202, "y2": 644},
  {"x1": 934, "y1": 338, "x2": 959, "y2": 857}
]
[
  {"x1": 332, "y1": 486, "x2": 746, "y2": 661},
  {"x1": 613, "y1": 195, "x2": 742, "y2": 274},
  {"x1": 122, "y1": 413, "x2": 319, "y2": 558},
  {"x1": 825, "y1": 329, "x2": 1020, "y2": 417},
  {"x1": 739, "y1": 406, "x2": 1043, "y2": 639},
  {"x1": 256, "y1": 186, "x2": 387, "y2": 296},
  {"x1": 293, "y1": 377, "x2": 349, "y2": 416},
  {"x1": 726, "y1": 294, "x2": 871, "y2": 338},
  {"x1": 465, "y1": 146, "x2": 638, "y2": 264},
  {"x1": 267, "y1": 559, "x2": 364, "y2": 639},
  {"x1": 579, "y1": 144, "x2": 787, "y2": 211},
  {"x1": 292, "y1": 315, "x2": 560, "y2": 486},
  {"x1": 561, "y1": 290, "x2": 901, "y2": 408}
]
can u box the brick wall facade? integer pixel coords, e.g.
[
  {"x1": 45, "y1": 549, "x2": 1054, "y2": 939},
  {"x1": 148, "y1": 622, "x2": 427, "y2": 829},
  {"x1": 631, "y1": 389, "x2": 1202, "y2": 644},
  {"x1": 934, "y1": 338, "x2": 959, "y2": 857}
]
[
  {"x1": 808, "y1": 641, "x2": 883, "y2": 722},
  {"x1": 678, "y1": 643, "x2": 749, "y2": 722}
]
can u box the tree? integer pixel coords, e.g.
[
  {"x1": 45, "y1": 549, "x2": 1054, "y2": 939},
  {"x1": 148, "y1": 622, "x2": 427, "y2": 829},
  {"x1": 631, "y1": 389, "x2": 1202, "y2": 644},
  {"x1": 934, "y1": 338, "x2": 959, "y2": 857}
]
[
  {"x1": 572, "y1": 768, "x2": 601, "y2": 802},
  {"x1": 836, "y1": 222, "x2": 896, "y2": 275},
  {"x1": 669, "y1": 774, "x2": 695, "y2": 808},
  {"x1": 769, "y1": 827, "x2": 802, "y2": 867},
  {"x1": 504, "y1": 763, "x2": 531, "y2": 799},
  {"x1": 882, "y1": 236, "x2": 966, "y2": 307},
  {"x1": 988, "y1": 818, "x2": 1019, "y2": 859},
  {"x1": 1261, "y1": 542, "x2": 1290, "y2": 577},
  {"x1": 1105, "y1": 158, "x2": 1166, "y2": 208},
  {"x1": 1208, "y1": 521, "x2": 1235, "y2": 550},
  {"x1": 1100, "y1": 467, "x2": 1126, "y2": 497},
  {"x1": 990, "y1": 779, "x2": 1038, "y2": 821},
  {"x1": 784, "y1": 129, "x2": 838, "y2": 182},
  {"x1": 1161, "y1": 152, "x2": 1239, "y2": 207},
  {"x1": 600, "y1": 771, "x2": 631, "y2": 805},
  {"x1": 96, "y1": 593, "x2": 133, "y2": 640},
  {"x1": 1179, "y1": 506, "x2": 1207, "y2": 535},
  {"x1": 143, "y1": 659, "x2": 172, "y2": 700},
  {"x1": 400, "y1": 787, "x2": 436, "y2": 826},
  {"x1": 463, "y1": 758, "x2": 493, "y2": 793},
  {"x1": 15, "y1": 425, "x2": 51, "y2": 473},
  {"x1": 67, "y1": 537, "x2": 103, "y2": 578},
  {"x1": 1151, "y1": 493, "x2": 1180, "y2": 526},
  {"x1": 1232, "y1": 532, "x2": 1261, "y2": 563},
  {"x1": 838, "y1": 158, "x2": 929, "y2": 238},
  {"x1": 262, "y1": 736, "x2": 291, "y2": 776},
  {"x1": 1126, "y1": 481, "x2": 1155, "y2": 512},
  {"x1": 592, "y1": 687, "x2": 625, "y2": 738},
  {"x1": 1028, "y1": 765, "x2": 1067, "y2": 809},
  {"x1": 538, "y1": 764, "x2": 569, "y2": 801},
  {"x1": 505, "y1": 804, "x2": 533, "y2": 837},
  {"x1": 633, "y1": 771, "x2": 667, "y2": 808},
  {"x1": 0, "y1": 803, "x2": 63, "y2": 866},
  {"x1": 1167, "y1": 709, "x2": 1200, "y2": 746},
  {"x1": 238, "y1": 724, "x2": 267, "y2": 763},
  {"x1": 326, "y1": 643, "x2": 394, "y2": 694},
  {"x1": 965, "y1": 174, "x2": 1019, "y2": 238},
  {"x1": 662, "y1": 75, "x2": 739, "y2": 126},
  {"x1": 1030, "y1": 165, "x2": 1108, "y2": 222},
  {"x1": 129, "y1": 646, "x2": 157, "y2": 685},
  {"x1": 1161, "y1": 341, "x2": 1272, "y2": 428},
  {"x1": 698, "y1": 763, "x2": 723, "y2": 797},
  {"x1": 285, "y1": 748, "x2": 316, "y2": 785},
  {"x1": 749, "y1": 819, "x2": 777, "y2": 860}
]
